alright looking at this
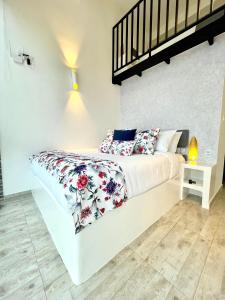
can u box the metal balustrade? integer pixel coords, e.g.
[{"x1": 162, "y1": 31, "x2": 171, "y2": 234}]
[{"x1": 112, "y1": 0, "x2": 225, "y2": 85}]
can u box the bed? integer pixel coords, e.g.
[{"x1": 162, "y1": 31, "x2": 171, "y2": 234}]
[{"x1": 30, "y1": 139, "x2": 186, "y2": 285}]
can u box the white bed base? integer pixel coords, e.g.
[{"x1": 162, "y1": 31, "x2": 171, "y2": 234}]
[{"x1": 32, "y1": 177, "x2": 180, "y2": 285}]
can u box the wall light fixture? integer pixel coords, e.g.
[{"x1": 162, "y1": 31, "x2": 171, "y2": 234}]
[{"x1": 71, "y1": 69, "x2": 79, "y2": 91}]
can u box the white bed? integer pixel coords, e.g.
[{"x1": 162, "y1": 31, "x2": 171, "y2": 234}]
[{"x1": 31, "y1": 150, "x2": 184, "y2": 285}]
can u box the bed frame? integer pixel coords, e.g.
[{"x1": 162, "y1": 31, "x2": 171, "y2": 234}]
[
  {"x1": 32, "y1": 176, "x2": 180, "y2": 285},
  {"x1": 32, "y1": 130, "x2": 189, "y2": 285}
]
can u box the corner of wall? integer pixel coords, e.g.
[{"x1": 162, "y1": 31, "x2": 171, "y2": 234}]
[{"x1": 214, "y1": 74, "x2": 225, "y2": 193}]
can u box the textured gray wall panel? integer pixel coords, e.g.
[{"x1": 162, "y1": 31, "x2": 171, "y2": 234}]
[{"x1": 121, "y1": 34, "x2": 225, "y2": 162}]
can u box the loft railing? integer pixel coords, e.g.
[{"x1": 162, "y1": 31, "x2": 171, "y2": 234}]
[{"x1": 112, "y1": 0, "x2": 225, "y2": 83}]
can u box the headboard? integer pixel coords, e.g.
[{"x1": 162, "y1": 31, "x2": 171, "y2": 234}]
[{"x1": 177, "y1": 130, "x2": 189, "y2": 148}]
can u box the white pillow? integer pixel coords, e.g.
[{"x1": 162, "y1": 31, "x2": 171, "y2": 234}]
[
  {"x1": 168, "y1": 131, "x2": 182, "y2": 153},
  {"x1": 156, "y1": 130, "x2": 177, "y2": 153}
]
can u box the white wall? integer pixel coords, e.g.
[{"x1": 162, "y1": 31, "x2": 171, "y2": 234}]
[
  {"x1": 0, "y1": 0, "x2": 4, "y2": 150},
  {"x1": 1, "y1": 0, "x2": 225, "y2": 196},
  {"x1": 0, "y1": 0, "x2": 121, "y2": 195},
  {"x1": 215, "y1": 77, "x2": 225, "y2": 191}
]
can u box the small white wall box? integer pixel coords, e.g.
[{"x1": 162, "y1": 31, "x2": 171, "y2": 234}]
[
  {"x1": 13, "y1": 52, "x2": 32, "y2": 65},
  {"x1": 180, "y1": 161, "x2": 215, "y2": 209}
]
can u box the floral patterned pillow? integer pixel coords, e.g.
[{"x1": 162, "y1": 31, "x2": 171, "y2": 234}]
[
  {"x1": 110, "y1": 140, "x2": 135, "y2": 156},
  {"x1": 134, "y1": 129, "x2": 160, "y2": 155},
  {"x1": 99, "y1": 130, "x2": 113, "y2": 153}
]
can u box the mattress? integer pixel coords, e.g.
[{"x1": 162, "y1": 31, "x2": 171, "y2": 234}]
[{"x1": 31, "y1": 149, "x2": 184, "y2": 215}]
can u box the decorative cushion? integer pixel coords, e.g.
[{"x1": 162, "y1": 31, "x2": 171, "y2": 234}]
[
  {"x1": 99, "y1": 130, "x2": 113, "y2": 153},
  {"x1": 113, "y1": 129, "x2": 137, "y2": 141},
  {"x1": 168, "y1": 131, "x2": 182, "y2": 153},
  {"x1": 110, "y1": 140, "x2": 136, "y2": 156},
  {"x1": 134, "y1": 129, "x2": 160, "y2": 155},
  {"x1": 156, "y1": 130, "x2": 176, "y2": 153}
]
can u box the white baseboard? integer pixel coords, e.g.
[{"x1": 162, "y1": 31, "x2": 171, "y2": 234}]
[{"x1": 4, "y1": 190, "x2": 32, "y2": 200}]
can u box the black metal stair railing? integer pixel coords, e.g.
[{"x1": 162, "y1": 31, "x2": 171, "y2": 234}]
[
  {"x1": 112, "y1": 0, "x2": 225, "y2": 84},
  {"x1": 113, "y1": 0, "x2": 150, "y2": 76}
]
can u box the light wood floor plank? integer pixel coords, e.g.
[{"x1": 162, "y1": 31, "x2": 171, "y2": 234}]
[
  {"x1": 130, "y1": 217, "x2": 177, "y2": 260},
  {"x1": 39, "y1": 255, "x2": 68, "y2": 290},
  {"x1": 214, "y1": 212, "x2": 225, "y2": 240},
  {"x1": 83, "y1": 253, "x2": 143, "y2": 300},
  {"x1": 0, "y1": 252, "x2": 40, "y2": 298},
  {"x1": 200, "y1": 211, "x2": 222, "y2": 241},
  {"x1": 146, "y1": 223, "x2": 199, "y2": 284},
  {"x1": 45, "y1": 272, "x2": 73, "y2": 300},
  {"x1": 112, "y1": 260, "x2": 172, "y2": 300},
  {"x1": 70, "y1": 246, "x2": 133, "y2": 299},
  {"x1": 166, "y1": 286, "x2": 188, "y2": 300},
  {"x1": 172, "y1": 236, "x2": 212, "y2": 298},
  {"x1": 194, "y1": 238, "x2": 225, "y2": 299},
  {"x1": 177, "y1": 201, "x2": 209, "y2": 233},
  {"x1": 1, "y1": 189, "x2": 225, "y2": 299},
  {"x1": 2, "y1": 276, "x2": 46, "y2": 300}
]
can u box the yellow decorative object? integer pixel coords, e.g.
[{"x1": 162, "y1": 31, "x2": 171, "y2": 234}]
[{"x1": 188, "y1": 136, "x2": 198, "y2": 162}]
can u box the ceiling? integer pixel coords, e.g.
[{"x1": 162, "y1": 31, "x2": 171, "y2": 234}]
[{"x1": 114, "y1": 0, "x2": 138, "y2": 16}]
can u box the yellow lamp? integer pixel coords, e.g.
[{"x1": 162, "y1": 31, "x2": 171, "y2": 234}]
[
  {"x1": 188, "y1": 136, "x2": 198, "y2": 163},
  {"x1": 71, "y1": 69, "x2": 79, "y2": 91}
]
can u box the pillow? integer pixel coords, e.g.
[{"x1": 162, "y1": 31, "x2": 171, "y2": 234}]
[
  {"x1": 134, "y1": 128, "x2": 160, "y2": 155},
  {"x1": 110, "y1": 140, "x2": 135, "y2": 156},
  {"x1": 156, "y1": 130, "x2": 176, "y2": 153},
  {"x1": 99, "y1": 130, "x2": 113, "y2": 153},
  {"x1": 113, "y1": 129, "x2": 137, "y2": 141},
  {"x1": 168, "y1": 131, "x2": 182, "y2": 153}
]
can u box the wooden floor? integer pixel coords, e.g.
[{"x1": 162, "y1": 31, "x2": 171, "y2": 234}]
[{"x1": 1, "y1": 189, "x2": 225, "y2": 300}]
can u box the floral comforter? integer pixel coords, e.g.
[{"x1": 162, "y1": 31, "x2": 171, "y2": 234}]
[{"x1": 30, "y1": 150, "x2": 128, "y2": 234}]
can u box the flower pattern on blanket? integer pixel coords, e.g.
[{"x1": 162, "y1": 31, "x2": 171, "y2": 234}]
[{"x1": 30, "y1": 151, "x2": 128, "y2": 234}]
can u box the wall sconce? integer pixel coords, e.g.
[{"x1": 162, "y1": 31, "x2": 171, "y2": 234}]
[
  {"x1": 188, "y1": 136, "x2": 198, "y2": 163},
  {"x1": 71, "y1": 68, "x2": 79, "y2": 91}
]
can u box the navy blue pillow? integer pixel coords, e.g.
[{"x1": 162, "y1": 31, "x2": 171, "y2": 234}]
[{"x1": 113, "y1": 129, "x2": 137, "y2": 141}]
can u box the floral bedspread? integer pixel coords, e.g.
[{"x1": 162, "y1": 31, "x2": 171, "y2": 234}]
[{"x1": 30, "y1": 151, "x2": 128, "y2": 234}]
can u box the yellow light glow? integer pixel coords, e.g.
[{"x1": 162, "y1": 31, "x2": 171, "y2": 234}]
[
  {"x1": 58, "y1": 38, "x2": 79, "y2": 68},
  {"x1": 63, "y1": 91, "x2": 98, "y2": 151},
  {"x1": 188, "y1": 136, "x2": 198, "y2": 162},
  {"x1": 53, "y1": 36, "x2": 81, "y2": 90},
  {"x1": 66, "y1": 91, "x2": 88, "y2": 120}
]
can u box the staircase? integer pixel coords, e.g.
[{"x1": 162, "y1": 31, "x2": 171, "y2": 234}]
[{"x1": 112, "y1": 0, "x2": 225, "y2": 85}]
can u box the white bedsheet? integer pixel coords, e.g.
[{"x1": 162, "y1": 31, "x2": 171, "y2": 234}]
[{"x1": 31, "y1": 149, "x2": 184, "y2": 213}]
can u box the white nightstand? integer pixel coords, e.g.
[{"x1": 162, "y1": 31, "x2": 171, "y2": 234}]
[{"x1": 180, "y1": 162, "x2": 215, "y2": 209}]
